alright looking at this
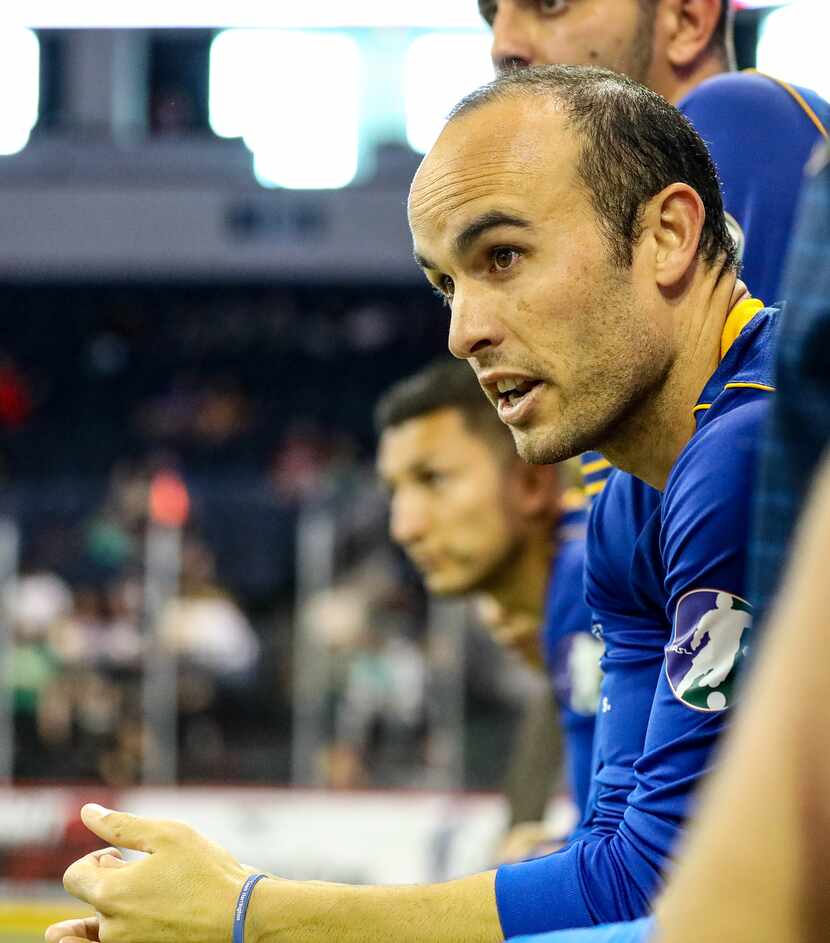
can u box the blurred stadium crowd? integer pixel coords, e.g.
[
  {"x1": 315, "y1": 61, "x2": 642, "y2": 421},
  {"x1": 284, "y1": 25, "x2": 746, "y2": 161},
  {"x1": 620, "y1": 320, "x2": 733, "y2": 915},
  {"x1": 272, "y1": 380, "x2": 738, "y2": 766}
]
[{"x1": 0, "y1": 285, "x2": 535, "y2": 793}]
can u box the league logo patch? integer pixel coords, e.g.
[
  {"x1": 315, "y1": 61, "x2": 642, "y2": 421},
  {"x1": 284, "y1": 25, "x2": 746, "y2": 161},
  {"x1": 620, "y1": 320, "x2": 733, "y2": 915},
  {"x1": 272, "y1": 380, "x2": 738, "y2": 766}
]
[
  {"x1": 666, "y1": 589, "x2": 752, "y2": 712},
  {"x1": 552, "y1": 633, "x2": 604, "y2": 716}
]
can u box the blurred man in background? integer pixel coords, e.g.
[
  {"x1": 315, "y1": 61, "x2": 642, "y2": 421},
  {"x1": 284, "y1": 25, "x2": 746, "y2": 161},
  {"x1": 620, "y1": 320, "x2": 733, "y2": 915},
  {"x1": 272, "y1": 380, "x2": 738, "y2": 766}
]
[{"x1": 375, "y1": 358, "x2": 601, "y2": 850}]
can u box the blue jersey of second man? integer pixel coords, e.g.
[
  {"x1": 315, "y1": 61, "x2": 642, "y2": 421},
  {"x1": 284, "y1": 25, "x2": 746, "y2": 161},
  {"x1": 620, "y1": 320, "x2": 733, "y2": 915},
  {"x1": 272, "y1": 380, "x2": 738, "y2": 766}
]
[
  {"x1": 496, "y1": 300, "x2": 776, "y2": 937},
  {"x1": 541, "y1": 504, "x2": 601, "y2": 819}
]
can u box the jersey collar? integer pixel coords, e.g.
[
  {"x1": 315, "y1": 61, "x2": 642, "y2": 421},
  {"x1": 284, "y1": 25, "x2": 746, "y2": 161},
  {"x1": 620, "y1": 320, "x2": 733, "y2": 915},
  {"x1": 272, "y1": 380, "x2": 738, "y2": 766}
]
[
  {"x1": 693, "y1": 298, "x2": 777, "y2": 424},
  {"x1": 720, "y1": 297, "x2": 765, "y2": 360}
]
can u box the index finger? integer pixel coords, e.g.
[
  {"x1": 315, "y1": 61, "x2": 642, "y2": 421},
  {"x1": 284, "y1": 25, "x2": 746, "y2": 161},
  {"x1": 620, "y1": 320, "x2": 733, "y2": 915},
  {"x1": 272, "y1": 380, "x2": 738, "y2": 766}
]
[{"x1": 80, "y1": 804, "x2": 172, "y2": 855}]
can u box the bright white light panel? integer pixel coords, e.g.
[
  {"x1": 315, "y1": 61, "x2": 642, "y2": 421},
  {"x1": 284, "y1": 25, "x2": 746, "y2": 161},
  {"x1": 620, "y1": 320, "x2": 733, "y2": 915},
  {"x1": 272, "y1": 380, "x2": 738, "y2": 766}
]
[
  {"x1": 0, "y1": 28, "x2": 39, "y2": 156},
  {"x1": 756, "y1": 0, "x2": 830, "y2": 102},
  {"x1": 210, "y1": 30, "x2": 362, "y2": 189},
  {"x1": 405, "y1": 32, "x2": 494, "y2": 155}
]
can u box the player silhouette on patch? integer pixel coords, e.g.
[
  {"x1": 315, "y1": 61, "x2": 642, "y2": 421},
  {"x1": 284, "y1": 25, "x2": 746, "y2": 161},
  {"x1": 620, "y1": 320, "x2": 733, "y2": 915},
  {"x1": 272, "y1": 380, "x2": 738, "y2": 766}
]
[{"x1": 676, "y1": 592, "x2": 752, "y2": 710}]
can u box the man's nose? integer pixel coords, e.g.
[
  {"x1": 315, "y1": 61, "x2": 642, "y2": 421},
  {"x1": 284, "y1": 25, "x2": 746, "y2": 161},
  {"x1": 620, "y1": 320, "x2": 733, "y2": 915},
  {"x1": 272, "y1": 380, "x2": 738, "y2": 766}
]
[
  {"x1": 448, "y1": 293, "x2": 502, "y2": 360},
  {"x1": 390, "y1": 495, "x2": 428, "y2": 546},
  {"x1": 490, "y1": 1, "x2": 535, "y2": 72}
]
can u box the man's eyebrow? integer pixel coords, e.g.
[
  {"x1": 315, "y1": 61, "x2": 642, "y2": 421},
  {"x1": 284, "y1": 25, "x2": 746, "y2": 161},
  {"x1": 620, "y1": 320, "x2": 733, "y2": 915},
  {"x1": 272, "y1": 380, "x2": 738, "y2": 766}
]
[
  {"x1": 455, "y1": 211, "x2": 531, "y2": 256},
  {"x1": 412, "y1": 210, "x2": 531, "y2": 272}
]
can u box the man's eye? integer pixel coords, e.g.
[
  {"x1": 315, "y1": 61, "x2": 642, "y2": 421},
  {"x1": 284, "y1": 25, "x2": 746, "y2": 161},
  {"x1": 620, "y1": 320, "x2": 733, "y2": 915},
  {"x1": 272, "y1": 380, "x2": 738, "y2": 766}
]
[
  {"x1": 491, "y1": 247, "x2": 519, "y2": 272},
  {"x1": 420, "y1": 470, "x2": 446, "y2": 487},
  {"x1": 540, "y1": 0, "x2": 568, "y2": 13},
  {"x1": 432, "y1": 275, "x2": 455, "y2": 307}
]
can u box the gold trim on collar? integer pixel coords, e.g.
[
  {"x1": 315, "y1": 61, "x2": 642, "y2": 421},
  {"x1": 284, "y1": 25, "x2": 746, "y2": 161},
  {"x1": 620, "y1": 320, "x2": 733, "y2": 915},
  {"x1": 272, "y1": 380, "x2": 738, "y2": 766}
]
[{"x1": 720, "y1": 298, "x2": 765, "y2": 360}]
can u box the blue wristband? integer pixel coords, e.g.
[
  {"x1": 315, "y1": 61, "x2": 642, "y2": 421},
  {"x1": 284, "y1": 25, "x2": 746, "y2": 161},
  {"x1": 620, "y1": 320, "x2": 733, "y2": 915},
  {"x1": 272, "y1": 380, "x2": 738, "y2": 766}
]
[{"x1": 232, "y1": 873, "x2": 269, "y2": 943}]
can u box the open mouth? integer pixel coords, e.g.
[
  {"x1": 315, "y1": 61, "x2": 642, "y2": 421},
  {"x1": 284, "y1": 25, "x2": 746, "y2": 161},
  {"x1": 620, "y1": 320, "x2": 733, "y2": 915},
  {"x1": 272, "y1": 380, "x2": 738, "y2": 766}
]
[
  {"x1": 490, "y1": 376, "x2": 542, "y2": 424},
  {"x1": 495, "y1": 377, "x2": 540, "y2": 407}
]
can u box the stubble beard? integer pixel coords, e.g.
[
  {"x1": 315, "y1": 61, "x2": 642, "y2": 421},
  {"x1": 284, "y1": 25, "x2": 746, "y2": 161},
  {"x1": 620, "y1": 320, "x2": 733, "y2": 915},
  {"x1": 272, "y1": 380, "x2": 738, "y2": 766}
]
[{"x1": 510, "y1": 304, "x2": 673, "y2": 467}]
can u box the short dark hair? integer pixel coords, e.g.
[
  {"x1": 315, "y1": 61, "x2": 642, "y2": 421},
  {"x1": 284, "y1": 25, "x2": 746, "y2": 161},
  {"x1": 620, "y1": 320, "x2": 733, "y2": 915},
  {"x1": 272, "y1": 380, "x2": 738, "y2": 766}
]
[
  {"x1": 448, "y1": 64, "x2": 738, "y2": 272},
  {"x1": 375, "y1": 357, "x2": 513, "y2": 452}
]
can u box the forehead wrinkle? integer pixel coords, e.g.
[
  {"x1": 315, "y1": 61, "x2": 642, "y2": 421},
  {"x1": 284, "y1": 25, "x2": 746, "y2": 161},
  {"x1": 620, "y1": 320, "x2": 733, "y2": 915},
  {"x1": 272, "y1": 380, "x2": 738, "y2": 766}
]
[
  {"x1": 410, "y1": 167, "x2": 536, "y2": 240},
  {"x1": 414, "y1": 182, "x2": 524, "y2": 231},
  {"x1": 414, "y1": 152, "x2": 537, "y2": 197},
  {"x1": 415, "y1": 166, "x2": 530, "y2": 203}
]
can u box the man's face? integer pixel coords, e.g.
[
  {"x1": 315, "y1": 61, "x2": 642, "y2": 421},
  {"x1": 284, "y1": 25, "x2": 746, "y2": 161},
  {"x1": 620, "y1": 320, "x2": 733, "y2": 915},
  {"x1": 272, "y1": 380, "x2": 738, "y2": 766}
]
[
  {"x1": 482, "y1": 0, "x2": 657, "y2": 84},
  {"x1": 377, "y1": 407, "x2": 523, "y2": 595},
  {"x1": 408, "y1": 97, "x2": 673, "y2": 465}
]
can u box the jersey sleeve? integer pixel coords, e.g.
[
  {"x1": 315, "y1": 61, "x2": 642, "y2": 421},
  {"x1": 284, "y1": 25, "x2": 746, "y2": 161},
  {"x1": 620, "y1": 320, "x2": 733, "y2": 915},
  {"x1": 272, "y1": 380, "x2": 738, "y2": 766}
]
[{"x1": 495, "y1": 401, "x2": 766, "y2": 936}]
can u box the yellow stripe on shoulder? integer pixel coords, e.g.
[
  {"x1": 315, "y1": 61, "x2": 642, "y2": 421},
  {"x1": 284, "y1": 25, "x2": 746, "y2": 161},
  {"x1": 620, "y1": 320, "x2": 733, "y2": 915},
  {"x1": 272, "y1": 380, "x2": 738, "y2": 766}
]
[
  {"x1": 581, "y1": 456, "x2": 612, "y2": 476},
  {"x1": 585, "y1": 480, "x2": 606, "y2": 497},
  {"x1": 561, "y1": 486, "x2": 587, "y2": 512}
]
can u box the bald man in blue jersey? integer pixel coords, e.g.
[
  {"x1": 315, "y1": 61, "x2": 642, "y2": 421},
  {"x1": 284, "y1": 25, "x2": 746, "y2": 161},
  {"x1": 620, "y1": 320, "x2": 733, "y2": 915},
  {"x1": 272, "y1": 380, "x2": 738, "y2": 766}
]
[{"x1": 48, "y1": 66, "x2": 786, "y2": 943}]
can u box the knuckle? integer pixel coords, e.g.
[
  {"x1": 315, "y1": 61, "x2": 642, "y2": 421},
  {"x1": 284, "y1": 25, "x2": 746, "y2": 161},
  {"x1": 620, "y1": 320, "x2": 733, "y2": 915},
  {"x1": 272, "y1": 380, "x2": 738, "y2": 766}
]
[
  {"x1": 163, "y1": 818, "x2": 189, "y2": 843},
  {"x1": 109, "y1": 815, "x2": 132, "y2": 843}
]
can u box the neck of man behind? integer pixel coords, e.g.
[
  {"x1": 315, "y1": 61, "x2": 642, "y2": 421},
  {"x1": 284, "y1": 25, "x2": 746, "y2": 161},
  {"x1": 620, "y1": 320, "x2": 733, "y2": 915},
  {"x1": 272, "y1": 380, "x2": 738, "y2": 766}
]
[
  {"x1": 659, "y1": 42, "x2": 733, "y2": 106},
  {"x1": 477, "y1": 524, "x2": 557, "y2": 670}
]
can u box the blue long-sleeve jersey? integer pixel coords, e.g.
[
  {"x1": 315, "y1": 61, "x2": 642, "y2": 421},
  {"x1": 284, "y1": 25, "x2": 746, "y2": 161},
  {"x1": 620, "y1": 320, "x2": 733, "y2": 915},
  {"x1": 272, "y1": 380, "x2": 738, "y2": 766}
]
[
  {"x1": 496, "y1": 301, "x2": 777, "y2": 936},
  {"x1": 541, "y1": 507, "x2": 601, "y2": 819}
]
